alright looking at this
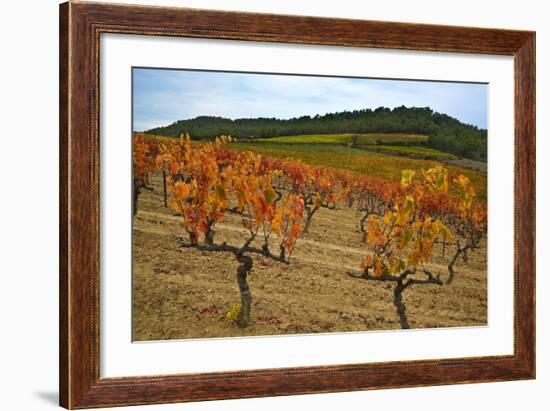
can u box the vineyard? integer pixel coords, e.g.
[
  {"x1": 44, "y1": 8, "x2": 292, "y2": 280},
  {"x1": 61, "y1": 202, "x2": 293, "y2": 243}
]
[
  {"x1": 243, "y1": 132, "x2": 429, "y2": 145},
  {"x1": 228, "y1": 142, "x2": 487, "y2": 200},
  {"x1": 132, "y1": 133, "x2": 487, "y2": 341}
]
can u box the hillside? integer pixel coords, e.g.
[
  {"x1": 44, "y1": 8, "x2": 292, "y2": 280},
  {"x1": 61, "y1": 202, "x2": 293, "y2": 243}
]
[{"x1": 145, "y1": 106, "x2": 487, "y2": 161}]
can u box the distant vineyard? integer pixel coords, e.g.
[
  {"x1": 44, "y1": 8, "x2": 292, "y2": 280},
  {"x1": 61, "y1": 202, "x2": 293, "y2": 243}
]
[
  {"x1": 361, "y1": 144, "x2": 457, "y2": 160},
  {"x1": 245, "y1": 133, "x2": 429, "y2": 145},
  {"x1": 133, "y1": 133, "x2": 487, "y2": 329},
  {"x1": 228, "y1": 142, "x2": 487, "y2": 201}
]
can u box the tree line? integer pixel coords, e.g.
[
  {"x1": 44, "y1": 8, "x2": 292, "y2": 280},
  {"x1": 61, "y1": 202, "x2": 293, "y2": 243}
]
[{"x1": 144, "y1": 106, "x2": 487, "y2": 161}]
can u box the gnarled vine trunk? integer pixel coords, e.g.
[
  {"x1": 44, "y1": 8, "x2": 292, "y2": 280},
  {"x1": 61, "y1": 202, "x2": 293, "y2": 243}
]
[
  {"x1": 235, "y1": 254, "x2": 253, "y2": 328},
  {"x1": 446, "y1": 240, "x2": 470, "y2": 284},
  {"x1": 359, "y1": 211, "x2": 370, "y2": 241},
  {"x1": 447, "y1": 246, "x2": 462, "y2": 284},
  {"x1": 133, "y1": 177, "x2": 141, "y2": 218},
  {"x1": 303, "y1": 205, "x2": 319, "y2": 233},
  {"x1": 162, "y1": 169, "x2": 168, "y2": 208},
  {"x1": 393, "y1": 280, "x2": 410, "y2": 329},
  {"x1": 348, "y1": 268, "x2": 441, "y2": 330}
]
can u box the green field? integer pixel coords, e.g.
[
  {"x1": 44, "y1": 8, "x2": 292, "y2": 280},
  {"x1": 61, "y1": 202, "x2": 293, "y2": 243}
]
[
  {"x1": 248, "y1": 133, "x2": 428, "y2": 145},
  {"x1": 231, "y1": 142, "x2": 486, "y2": 200},
  {"x1": 361, "y1": 145, "x2": 457, "y2": 160}
]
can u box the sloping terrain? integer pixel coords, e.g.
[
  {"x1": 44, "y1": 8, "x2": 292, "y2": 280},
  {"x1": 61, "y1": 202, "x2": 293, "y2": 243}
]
[{"x1": 132, "y1": 173, "x2": 487, "y2": 341}]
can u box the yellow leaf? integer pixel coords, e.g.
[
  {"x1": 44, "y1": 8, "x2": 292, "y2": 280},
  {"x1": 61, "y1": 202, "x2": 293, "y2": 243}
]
[
  {"x1": 226, "y1": 303, "x2": 240, "y2": 321},
  {"x1": 271, "y1": 209, "x2": 283, "y2": 235},
  {"x1": 401, "y1": 170, "x2": 416, "y2": 188}
]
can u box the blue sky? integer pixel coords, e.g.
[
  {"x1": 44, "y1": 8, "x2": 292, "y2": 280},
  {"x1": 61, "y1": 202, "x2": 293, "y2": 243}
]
[{"x1": 133, "y1": 68, "x2": 487, "y2": 131}]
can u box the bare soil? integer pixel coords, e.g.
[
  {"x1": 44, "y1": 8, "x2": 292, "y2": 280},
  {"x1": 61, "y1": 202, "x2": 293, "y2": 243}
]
[{"x1": 132, "y1": 173, "x2": 487, "y2": 341}]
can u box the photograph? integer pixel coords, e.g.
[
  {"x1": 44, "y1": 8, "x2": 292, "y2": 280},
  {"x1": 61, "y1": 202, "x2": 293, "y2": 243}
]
[
  {"x1": 1, "y1": 0, "x2": 543, "y2": 409},
  {"x1": 131, "y1": 68, "x2": 488, "y2": 341}
]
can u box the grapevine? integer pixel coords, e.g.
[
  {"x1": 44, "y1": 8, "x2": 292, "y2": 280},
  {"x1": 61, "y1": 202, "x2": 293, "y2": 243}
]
[{"x1": 158, "y1": 135, "x2": 304, "y2": 327}]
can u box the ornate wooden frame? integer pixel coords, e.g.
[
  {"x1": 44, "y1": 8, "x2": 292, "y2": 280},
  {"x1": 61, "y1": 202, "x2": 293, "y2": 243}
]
[{"x1": 59, "y1": 1, "x2": 536, "y2": 408}]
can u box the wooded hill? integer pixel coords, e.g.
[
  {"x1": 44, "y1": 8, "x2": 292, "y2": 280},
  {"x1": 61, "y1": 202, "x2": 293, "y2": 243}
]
[{"x1": 145, "y1": 106, "x2": 487, "y2": 161}]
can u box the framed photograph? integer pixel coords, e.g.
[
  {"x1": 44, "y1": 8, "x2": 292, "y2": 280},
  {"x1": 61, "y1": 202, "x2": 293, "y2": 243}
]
[{"x1": 59, "y1": 1, "x2": 535, "y2": 408}]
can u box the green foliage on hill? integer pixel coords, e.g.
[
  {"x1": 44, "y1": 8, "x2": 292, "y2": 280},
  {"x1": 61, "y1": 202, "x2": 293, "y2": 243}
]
[{"x1": 145, "y1": 106, "x2": 487, "y2": 161}]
